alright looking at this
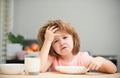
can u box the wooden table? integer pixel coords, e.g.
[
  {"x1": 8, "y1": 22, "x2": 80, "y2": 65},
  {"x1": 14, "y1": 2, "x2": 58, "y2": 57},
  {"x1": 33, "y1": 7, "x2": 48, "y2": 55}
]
[{"x1": 0, "y1": 72, "x2": 120, "y2": 78}]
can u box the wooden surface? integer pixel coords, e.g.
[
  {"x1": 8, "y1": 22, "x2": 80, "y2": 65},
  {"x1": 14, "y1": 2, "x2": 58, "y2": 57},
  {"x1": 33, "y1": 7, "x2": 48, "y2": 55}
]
[{"x1": 0, "y1": 72, "x2": 120, "y2": 78}]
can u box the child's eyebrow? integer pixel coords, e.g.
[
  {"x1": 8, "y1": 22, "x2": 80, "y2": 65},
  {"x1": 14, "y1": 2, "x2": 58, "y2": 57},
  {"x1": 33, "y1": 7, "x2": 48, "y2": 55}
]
[
  {"x1": 54, "y1": 37, "x2": 60, "y2": 40},
  {"x1": 54, "y1": 33, "x2": 61, "y2": 37}
]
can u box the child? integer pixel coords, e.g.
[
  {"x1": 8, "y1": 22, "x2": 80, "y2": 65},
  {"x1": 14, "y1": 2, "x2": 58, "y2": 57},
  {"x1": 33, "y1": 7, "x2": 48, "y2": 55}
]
[{"x1": 37, "y1": 20, "x2": 117, "y2": 73}]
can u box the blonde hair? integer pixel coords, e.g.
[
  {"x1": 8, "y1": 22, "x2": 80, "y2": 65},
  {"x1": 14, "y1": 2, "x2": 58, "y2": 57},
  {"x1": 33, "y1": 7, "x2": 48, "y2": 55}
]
[{"x1": 38, "y1": 20, "x2": 80, "y2": 58}]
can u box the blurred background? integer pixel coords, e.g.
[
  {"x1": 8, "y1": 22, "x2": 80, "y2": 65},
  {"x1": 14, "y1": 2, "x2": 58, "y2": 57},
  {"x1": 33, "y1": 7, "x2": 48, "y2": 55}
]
[{"x1": 0, "y1": 0, "x2": 120, "y2": 71}]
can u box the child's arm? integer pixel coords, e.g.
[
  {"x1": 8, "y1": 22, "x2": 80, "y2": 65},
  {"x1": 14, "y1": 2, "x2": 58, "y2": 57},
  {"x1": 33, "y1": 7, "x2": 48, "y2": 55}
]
[
  {"x1": 86, "y1": 57, "x2": 117, "y2": 74},
  {"x1": 39, "y1": 39, "x2": 53, "y2": 72},
  {"x1": 39, "y1": 26, "x2": 58, "y2": 72}
]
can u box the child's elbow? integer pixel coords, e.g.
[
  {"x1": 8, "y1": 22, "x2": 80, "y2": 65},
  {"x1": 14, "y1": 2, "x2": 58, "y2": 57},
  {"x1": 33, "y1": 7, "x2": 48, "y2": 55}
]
[{"x1": 40, "y1": 68, "x2": 47, "y2": 73}]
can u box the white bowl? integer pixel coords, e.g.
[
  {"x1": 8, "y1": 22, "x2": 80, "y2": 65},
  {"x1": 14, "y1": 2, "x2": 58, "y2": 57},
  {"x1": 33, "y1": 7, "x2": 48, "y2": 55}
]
[
  {"x1": 0, "y1": 64, "x2": 24, "y2": 75},
  {"x1": 55, "y1": 66, "x2": 88, "y2": 74}
]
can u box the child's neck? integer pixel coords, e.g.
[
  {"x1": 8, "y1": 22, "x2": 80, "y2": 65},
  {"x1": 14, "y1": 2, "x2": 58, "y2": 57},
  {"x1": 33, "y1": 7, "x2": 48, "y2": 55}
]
[{"x1": 60, "y1": 53, "x2": 75, "y2": 62}]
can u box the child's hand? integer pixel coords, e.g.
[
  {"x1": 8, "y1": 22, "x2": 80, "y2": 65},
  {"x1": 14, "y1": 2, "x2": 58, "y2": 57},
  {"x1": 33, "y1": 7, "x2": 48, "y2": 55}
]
[
  {"x1": 45, "y1": 26, "x2": 58, "y2": 42},
  {"x1": 86, "y1": 57, "x2": 105, "y2": 71}
]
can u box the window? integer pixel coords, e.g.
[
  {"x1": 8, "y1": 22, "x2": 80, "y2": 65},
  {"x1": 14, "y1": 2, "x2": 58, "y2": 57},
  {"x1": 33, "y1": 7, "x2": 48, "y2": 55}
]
[{"x1": 0, "y1": 0, "x2": 14, "y2": 63}]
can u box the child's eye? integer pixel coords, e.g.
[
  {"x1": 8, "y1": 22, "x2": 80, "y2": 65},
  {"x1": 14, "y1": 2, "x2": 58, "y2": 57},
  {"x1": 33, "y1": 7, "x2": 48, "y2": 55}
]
[
  {"x1": 53, "y1": 40, "x2": 59, "y2": 43},
  {"x1": 63, "y1": 36, "x2": 68, "y2": 39}
]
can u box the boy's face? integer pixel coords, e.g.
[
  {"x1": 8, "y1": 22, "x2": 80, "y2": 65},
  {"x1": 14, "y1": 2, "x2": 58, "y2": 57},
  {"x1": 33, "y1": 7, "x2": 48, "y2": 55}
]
[{"x1": 51, "y1": 31, "x2": 73, "y2": 56}]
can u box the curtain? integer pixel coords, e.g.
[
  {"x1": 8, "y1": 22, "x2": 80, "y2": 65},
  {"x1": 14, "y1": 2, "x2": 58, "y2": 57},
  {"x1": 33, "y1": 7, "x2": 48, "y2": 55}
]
[{"x1": 0, "y1": 0, "x2": 14, "y2": 63}]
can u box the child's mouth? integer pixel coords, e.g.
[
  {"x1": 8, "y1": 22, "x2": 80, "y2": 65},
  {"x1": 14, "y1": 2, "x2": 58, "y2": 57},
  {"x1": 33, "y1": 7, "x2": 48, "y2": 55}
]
[{"x1": 61, "y1": 47, "x2": 67, "y2": 50}]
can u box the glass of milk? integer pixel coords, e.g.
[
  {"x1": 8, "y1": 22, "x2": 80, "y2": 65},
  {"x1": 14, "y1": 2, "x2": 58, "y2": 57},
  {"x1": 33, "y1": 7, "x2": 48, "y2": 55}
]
[{"x1": 25, "y1": 52, "x2": 40, "y2": 75}]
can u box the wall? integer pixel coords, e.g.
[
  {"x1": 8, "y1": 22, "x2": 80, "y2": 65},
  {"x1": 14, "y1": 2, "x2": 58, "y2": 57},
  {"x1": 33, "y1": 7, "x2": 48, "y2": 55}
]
[{"x1": 13, "y1": 0, "x2": 120, "y2": 71}]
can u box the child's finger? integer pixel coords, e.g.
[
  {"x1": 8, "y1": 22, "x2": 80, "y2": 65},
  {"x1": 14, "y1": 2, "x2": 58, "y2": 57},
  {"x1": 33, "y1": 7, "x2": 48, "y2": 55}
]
[{"x1": 47, "y1": 25, "x2": 57, "y2": 30}]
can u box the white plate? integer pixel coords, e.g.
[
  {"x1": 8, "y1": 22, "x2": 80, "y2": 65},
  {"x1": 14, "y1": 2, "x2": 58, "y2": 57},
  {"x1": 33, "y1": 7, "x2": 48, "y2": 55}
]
[
  {"x1": 55, "y1": 66, "x2": 88, "y2": 74},
  {"x1": 0, "y1": 64, "x2": 24, "y2": 75}
]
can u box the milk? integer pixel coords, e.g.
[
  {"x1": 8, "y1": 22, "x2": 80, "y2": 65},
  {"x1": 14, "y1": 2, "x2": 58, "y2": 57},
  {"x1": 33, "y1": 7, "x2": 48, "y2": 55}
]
[{"x1": 24, "y1": 53, "x2": 40, "y2": 75}]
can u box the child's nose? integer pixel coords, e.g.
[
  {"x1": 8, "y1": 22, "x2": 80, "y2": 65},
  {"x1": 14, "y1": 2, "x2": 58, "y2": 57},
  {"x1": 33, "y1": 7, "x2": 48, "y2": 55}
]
[{"x1": 60, "y1": 39, "x2": 64, "y2": 45}]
